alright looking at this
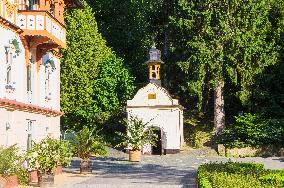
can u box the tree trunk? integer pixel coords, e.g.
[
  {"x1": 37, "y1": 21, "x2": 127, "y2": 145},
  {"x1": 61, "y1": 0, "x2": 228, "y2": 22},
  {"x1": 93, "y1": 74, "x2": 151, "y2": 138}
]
[{"x1": 213, "y1": 80, "x2": 225, "y2": 135}]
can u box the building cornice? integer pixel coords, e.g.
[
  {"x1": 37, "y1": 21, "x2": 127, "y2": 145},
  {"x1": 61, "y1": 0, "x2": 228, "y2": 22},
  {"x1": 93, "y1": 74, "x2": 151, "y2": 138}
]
[
  {"x1": 0, "y1": 98, "x2": 64, "y2": 117},
  {"x1": 127, "y1": 105, "x2": 185, "y2": 110}
]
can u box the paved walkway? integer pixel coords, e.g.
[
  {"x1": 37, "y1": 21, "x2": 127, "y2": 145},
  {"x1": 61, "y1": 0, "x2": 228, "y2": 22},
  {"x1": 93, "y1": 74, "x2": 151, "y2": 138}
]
[{"x1": 61, "y1": 148, "x2": 284, "y2": 188}]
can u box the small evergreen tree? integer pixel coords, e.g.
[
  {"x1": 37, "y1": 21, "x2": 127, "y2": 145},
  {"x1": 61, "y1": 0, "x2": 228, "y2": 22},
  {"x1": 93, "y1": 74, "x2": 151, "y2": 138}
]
[{"x1": 61, "y1": 1, "x2": 134, "y2": 130}]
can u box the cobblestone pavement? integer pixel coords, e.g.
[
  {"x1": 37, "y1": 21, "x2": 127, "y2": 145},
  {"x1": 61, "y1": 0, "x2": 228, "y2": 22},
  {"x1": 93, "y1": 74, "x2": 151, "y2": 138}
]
[{"x1": 62, "y1": 148, "x2": 284, "y2": 188}]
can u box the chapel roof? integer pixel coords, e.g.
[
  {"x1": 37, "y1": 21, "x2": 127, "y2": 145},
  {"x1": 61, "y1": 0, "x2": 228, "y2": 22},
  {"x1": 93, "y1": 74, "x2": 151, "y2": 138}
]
[{"x1": 127, "y1": 82, "x2": 184, "y2": 110}]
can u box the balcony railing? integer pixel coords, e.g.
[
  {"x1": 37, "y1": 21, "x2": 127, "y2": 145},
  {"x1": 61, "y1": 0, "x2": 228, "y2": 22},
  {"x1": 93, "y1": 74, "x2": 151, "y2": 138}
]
[{"x1": 17, "y1": 10, "x2": 66, "y2": 48}]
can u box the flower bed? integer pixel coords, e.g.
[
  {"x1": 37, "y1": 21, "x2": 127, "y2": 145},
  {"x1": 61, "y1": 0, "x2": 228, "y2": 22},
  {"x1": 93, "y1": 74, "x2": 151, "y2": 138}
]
[{"x1": 198, "y1": 162, "x2": 284, "y2": 188}]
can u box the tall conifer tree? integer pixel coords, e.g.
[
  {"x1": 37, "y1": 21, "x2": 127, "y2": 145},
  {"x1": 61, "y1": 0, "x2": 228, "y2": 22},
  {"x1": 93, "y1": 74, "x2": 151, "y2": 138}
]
[
  {"x1": 171, "y1": 0, "x2": 281, "y2": 134},
  {"x1": 61, "y1": 1, "x2": 134, "y2": 130}
]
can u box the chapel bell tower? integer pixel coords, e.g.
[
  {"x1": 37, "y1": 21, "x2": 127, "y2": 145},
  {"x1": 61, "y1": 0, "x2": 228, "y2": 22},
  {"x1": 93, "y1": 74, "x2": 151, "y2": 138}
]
[{"x1": 145, "y1": 46, "x2": 164, "y2": 85}]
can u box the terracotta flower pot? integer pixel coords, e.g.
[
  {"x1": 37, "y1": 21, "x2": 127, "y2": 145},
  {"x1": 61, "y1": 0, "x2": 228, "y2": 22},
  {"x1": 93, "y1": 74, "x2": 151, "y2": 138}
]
[
  {"x1": 0, "y1": 175, "x2": 19, "y2": 188},
  {"x1": 129, "y1": 150, "x2": 141, "y2": 162},
  {"x1": 80, "y1": 159, "x2": 92, "y2": 174},
  {"x1": 38, "y1": 173, "x2": 54, "y2": 187},
  {"x1": 53, "y1": 165, "x2": 63, "y2": 175},
  {"x1": 28, "y1": 170, "x2": 39, "y2": 185}
]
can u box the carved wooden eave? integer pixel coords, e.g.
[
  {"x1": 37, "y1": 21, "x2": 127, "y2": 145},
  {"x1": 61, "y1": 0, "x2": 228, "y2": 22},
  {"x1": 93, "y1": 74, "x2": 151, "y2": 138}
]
[
  {"x1": 0, "y1": 16, "x2": 23, "y2": 34},
  {"x1": 48, "y1": 49, "x2": 63, "y2": 58},
  {"x1": 35, "y1": 42, "x2": 60, "y2": 70}
]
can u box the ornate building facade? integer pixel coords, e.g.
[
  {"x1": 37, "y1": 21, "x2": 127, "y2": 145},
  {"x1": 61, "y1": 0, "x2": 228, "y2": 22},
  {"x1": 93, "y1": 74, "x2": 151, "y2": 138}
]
[{"x1": 0, "y1": 0, "x2": 82, "y2": 151}]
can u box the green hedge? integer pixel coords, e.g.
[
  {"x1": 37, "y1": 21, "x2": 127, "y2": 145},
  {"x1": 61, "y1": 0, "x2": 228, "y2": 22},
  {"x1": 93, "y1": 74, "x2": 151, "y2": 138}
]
[{"x1": 198, "y1": 162, "x2": 284, "y2": 188}]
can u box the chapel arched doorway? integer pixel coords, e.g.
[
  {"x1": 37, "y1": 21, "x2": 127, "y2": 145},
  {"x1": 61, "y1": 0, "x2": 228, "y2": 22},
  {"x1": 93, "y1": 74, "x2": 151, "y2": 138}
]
[{"x1": 152, "y1": 128, "x2": 162, "y2": 155}]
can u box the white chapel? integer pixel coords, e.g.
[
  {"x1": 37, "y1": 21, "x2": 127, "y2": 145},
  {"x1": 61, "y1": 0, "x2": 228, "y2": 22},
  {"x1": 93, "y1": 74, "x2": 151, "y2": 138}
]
[{"x1": 126, "y1": 47, "x2": 184, "y2": 155}]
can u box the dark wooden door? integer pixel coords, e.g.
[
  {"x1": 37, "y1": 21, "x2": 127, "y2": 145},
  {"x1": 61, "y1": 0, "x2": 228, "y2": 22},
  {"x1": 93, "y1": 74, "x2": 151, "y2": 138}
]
[{"x1": 152, "y1": 129, "x2": 162, "y2": 155}]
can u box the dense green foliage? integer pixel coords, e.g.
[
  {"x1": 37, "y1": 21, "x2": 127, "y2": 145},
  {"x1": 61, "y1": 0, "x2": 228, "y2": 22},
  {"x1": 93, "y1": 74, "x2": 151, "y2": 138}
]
[
  {"x1": 171, "y1": 0, "x2": 281, "y2": 108},
  {"x1": 61, "y1": 1, "x2": 134, "y2": 130},
  {"x1": 219, "y1": 113, "x2": 284, "y2": 148},
  {"x1": 0, "y1": 145, "x2": 28, "y2": 184},
  {"x1": 91, "y1": 0, "x2": 284, "y2": 146},
  {"x1": 184, "y1": 114, "x2": 213, "y2": 148},
  {"x1": 93, "y1": 0, "x2": 284, "y2": 111},
  {"x1": 198, "y1": 162, "x2": 284, "y2": 188},
  {"x1": 59, "y1": 0, "x2": 284, "y2": 147},
  {"x1": 92, "y1": 0, "x2": 175, "y2": 84}
]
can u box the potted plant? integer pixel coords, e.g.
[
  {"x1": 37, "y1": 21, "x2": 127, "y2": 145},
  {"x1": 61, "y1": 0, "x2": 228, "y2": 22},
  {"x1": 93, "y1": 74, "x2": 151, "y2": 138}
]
[
  {"x1": 117, "y1": 116, "x2": 158, "y2": 162},
  {"x1": 27, "y1": 137, "x2": 72, "y2": 187},
  {"x1": 68, "y1": 126, "x2": 107, "y2": 174},
  {"x1": 0, "y1": 145, "x2": 28, "y2": 188},
  {"x1": 54, "y1": 140, "x2": 73, "y2": 175}
]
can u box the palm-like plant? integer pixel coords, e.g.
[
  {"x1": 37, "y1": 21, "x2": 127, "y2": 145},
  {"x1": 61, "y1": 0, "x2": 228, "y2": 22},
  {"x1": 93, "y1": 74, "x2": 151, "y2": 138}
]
[{"x1": 67, "y1": 126, "x2": 107, "y2": 173}]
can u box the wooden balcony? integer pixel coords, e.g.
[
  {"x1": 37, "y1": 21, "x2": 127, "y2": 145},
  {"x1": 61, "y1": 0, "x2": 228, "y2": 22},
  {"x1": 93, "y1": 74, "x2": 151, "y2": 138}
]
[{"x1": 17, "y1": 10, "x2": 66, "y2": 48}]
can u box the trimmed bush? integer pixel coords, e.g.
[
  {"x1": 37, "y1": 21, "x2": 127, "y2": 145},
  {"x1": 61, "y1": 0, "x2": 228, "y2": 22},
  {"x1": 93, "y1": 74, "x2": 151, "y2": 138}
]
[{"x1": 198, "y1": 162, "x2": 284, "y2": 188}]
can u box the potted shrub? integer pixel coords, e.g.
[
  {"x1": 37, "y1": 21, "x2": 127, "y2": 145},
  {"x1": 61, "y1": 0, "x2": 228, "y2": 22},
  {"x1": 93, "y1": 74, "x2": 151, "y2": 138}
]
[
  {"x1": 117, "y1": 116, "x2": 158, "y2": 162},
  {"x1": 68, "y1": 126, "x2": 107, "y2": 174},
  {"x1": 27, "y1": 137, "x2": 72, "y2": 187},
  {"x1": 54, "y1": 140, "x2": 73, "y2": 175},
  {"x1": 0, "y1": 145, "x2": 28, "y2": 188}
]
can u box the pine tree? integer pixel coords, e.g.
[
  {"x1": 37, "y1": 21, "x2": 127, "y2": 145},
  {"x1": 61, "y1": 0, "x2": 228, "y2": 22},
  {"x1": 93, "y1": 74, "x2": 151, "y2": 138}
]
[{"x1": 171, "y1": 0, "x2": 281, "y2": 134}]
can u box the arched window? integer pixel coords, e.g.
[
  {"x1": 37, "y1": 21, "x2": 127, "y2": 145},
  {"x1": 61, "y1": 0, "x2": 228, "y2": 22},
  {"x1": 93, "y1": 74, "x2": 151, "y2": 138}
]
[{"x1": 151, "y1": 72, "x2": 156, "y2": 79}]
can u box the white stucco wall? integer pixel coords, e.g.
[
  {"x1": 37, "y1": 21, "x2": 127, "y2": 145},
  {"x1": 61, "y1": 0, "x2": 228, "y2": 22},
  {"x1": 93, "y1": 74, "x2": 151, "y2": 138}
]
[
  {"x1": 0, "y1": 25, "x2": 60, "y2": 110},
  {"x1": 0, "y1": 26, "x2": 25, "y2": 101},
  {"x1": 40, "y1": 53, "x2": 60, "y2": 110},
  {"x1": 0, "y1": 25, "x2": 61, "y2": 151},
  {"x1": 0, "y1": 108, "x2": 60, "y2": 152},
  {"x1": 127, "y1": 108, "x2": 182, "y2": 150},
  {"x1": 127, "y1": 83, "x2": 174, "y2": 106},
  {"x1": 127, "y1": 83, "x2": 184, "y2": 152}
]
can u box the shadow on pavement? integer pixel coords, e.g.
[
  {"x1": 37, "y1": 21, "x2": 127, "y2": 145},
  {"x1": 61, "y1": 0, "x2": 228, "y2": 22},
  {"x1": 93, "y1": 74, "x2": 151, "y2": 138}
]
[
  {"x1": 65, "y1": 157, "x2": 197, "y2": 187},
  {"x1": 272, "y1": 157, "x2": 284, "y2": 162}
]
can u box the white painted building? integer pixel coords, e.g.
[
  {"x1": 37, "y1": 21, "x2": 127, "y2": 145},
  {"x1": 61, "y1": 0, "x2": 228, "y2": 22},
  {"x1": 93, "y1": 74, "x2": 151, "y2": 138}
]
[
  {"x1": 0, "y1": 0, "x2": 82, "y2": 152},
  {"x1": 127, "y1": 47, "x2": 184, "y2": 155}
]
